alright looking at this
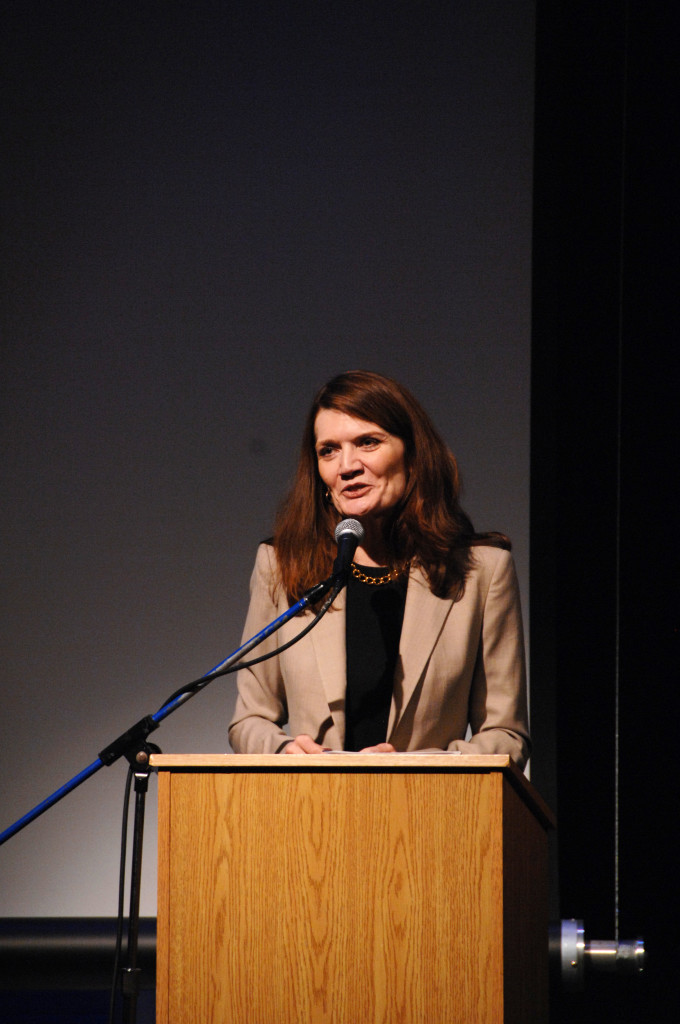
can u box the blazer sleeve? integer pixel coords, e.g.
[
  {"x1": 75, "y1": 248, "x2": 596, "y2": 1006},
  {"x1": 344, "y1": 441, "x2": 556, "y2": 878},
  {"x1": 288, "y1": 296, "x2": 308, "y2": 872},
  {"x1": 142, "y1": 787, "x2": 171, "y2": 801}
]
[
  {"x1": 228, "y1": 545, "x2": 294, "y2": 754},
  {"x1": 447, "y1": 548, "x2": 531, "y2": 768}
]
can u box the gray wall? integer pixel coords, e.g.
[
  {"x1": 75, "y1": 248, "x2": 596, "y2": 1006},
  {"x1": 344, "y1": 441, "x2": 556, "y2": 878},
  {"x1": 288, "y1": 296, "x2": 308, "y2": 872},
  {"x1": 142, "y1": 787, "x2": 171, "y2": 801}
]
[{"x1": 1, "y1": 1, "x2": 534, "y2": 915}]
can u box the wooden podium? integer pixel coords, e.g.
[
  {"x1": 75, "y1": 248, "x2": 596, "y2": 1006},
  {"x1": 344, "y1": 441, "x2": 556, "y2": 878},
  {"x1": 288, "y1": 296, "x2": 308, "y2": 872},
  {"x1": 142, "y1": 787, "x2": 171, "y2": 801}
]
[{"x1": 152, "y1": 753, "x2": 553, "y2": 1023}]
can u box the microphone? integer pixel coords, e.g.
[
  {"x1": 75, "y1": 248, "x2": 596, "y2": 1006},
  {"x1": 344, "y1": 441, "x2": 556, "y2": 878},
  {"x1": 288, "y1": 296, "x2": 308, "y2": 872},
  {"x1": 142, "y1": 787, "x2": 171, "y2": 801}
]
[{"x1": 332, "y1": 518, "x2": 365, "y2": 587}]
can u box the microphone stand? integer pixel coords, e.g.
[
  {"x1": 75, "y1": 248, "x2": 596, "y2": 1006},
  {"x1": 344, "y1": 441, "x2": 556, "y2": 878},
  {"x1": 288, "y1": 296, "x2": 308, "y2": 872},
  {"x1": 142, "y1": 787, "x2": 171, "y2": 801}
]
[{"x1": 0, "y1": 574, "x2": 338, "y2": 1023}]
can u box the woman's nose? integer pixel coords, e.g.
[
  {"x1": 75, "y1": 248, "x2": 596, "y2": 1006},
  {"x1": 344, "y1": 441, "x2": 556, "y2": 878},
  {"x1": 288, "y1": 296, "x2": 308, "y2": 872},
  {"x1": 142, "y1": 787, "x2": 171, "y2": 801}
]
[{"x1": 339, "y1": 445, "x2": 361, "y2": 474}]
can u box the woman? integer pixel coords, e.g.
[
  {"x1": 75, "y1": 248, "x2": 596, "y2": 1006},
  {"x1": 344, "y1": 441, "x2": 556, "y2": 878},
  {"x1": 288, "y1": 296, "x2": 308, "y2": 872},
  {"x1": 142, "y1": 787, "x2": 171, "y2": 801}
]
[{"x1": 228, "y1": 370, "x2": 530, "y2": 767}]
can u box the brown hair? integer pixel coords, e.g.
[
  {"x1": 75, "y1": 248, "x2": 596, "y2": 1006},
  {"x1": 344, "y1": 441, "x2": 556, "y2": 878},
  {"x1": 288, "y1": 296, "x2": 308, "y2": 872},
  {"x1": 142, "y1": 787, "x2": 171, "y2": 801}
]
[{"x1": 273, "y1": 370, "x2": 509, "y2": 601}]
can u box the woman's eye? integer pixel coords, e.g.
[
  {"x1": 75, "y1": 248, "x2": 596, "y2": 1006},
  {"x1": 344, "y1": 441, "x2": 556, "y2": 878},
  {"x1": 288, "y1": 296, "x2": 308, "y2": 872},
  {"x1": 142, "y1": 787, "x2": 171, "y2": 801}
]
[{"x1": 317, "y1": 445, "x2": 334, "y2": 458}]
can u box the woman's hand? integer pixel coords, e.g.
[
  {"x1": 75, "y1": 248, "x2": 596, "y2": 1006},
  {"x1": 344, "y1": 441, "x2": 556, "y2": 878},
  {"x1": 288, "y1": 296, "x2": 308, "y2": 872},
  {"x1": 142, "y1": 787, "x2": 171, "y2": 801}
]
[
  {"x1": 283, "y1": 734, "x2": 328, "y2": 754},
  {"x1": 282, "y1": 736, "x2": 397, "y2": 754}
]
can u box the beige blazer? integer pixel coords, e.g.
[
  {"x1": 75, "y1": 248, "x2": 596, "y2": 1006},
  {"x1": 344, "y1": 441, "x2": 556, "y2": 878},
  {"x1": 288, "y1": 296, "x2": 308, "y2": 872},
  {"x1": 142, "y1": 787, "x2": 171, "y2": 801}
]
[{"x1": 228, "y1": 543, "x2": 530, "y2": 768}]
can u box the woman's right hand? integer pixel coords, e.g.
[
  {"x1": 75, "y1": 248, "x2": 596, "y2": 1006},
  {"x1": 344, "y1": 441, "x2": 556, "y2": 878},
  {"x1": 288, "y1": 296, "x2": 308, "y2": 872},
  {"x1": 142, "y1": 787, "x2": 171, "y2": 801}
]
[{"x1": 283, "y1": 734, "x2": 328, "y2": 754}]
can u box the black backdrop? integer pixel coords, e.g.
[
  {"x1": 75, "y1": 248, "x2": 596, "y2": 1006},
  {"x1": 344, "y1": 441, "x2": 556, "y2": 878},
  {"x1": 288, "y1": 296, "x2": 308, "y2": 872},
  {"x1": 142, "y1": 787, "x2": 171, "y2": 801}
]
[{"x1": 531, "y1": 1, "x2": 679, "y2": 1019}]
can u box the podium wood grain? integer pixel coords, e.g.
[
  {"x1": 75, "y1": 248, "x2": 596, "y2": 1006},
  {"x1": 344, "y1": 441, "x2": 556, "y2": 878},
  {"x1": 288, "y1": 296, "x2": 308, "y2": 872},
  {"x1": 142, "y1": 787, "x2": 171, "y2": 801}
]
[{"x1": 154, "y1": 755, "x2": 550, "y2": 1023}]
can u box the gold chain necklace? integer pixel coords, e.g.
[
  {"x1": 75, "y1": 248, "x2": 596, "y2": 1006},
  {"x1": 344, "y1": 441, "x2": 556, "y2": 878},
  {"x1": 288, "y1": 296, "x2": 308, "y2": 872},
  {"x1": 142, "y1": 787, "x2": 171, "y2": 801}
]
[{"x1": 350, "y1": 562, "x2": 409, "y2": 586}]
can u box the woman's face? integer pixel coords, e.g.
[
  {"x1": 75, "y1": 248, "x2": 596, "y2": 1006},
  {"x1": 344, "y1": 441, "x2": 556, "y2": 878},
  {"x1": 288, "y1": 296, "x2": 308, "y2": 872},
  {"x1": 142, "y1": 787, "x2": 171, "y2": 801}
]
[{"x1": 314, "y1": 409, "x2": 407, "y2": 522}]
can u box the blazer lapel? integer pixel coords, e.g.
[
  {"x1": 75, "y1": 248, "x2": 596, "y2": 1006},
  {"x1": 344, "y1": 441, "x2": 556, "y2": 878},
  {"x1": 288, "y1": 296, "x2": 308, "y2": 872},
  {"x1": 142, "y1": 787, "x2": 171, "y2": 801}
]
[
  {"x1": 388, "y1": 566, "x2": 454, "y2": 737},
  {"x1": 306, "y1": 572, "x2": 454, "y2": 747},
  {"x1": 309, "y1": 587, "x2": 347, "y2": 742}
]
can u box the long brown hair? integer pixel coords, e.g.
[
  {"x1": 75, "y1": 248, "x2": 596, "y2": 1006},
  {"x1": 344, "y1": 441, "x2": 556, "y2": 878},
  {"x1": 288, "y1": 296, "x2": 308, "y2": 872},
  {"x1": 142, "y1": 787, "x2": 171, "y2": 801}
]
[{"x1": 273, "y1": 370, "x2": 509, "y2": 601}]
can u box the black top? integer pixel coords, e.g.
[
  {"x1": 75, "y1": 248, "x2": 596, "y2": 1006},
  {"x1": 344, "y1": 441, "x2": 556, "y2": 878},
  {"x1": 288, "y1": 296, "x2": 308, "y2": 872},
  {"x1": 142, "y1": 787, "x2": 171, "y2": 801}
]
[{"x1": 344, "y1": 565, "x2": 408, "y2": 751}]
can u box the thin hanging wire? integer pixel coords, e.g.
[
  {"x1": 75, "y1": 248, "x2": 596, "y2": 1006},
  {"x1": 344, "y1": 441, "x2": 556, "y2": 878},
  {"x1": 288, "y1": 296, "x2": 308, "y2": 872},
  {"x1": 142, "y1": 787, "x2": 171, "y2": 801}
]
[{"x1": 614, "y1": 0, "x2": 632, "y2": 945}]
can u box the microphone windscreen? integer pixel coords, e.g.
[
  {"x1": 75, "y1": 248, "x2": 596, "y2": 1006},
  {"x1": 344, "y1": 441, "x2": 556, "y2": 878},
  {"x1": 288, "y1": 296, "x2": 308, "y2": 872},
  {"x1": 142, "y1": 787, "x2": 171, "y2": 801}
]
[{"x1": 334, "y1": 518, "x2": 365, "y2": 544}]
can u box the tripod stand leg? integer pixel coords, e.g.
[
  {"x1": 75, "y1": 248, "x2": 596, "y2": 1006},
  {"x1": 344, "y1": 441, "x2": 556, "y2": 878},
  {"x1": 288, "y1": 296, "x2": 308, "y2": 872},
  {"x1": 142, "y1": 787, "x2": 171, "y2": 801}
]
[{"x1": 122, "y1": 764, "x2": 150, "y2": 1024}]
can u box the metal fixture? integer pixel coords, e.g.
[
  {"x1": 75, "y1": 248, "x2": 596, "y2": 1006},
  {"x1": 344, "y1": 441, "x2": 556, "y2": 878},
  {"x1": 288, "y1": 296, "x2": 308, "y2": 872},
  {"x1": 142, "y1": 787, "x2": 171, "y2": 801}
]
[{"x1": 550, "y1": 919, "x2": 645, "y2": 989}]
